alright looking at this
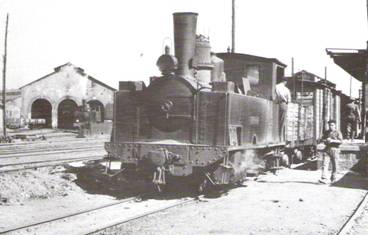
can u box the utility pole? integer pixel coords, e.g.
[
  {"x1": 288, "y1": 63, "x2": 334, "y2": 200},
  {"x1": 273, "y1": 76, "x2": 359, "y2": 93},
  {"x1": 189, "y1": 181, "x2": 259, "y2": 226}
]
[
  {"x1": 231, "y1": 0, "x2": 235, "y2": 53},
  {"x1": 291, "y1": 57, "x2": 295, "y2": 99},
  {"x1": 349, "y1": 76, "x2": 352, "y2": 98},
  {"x1": 323, "y1": 66, "x2": 328, "y2": 131},
  {"x1": 364, "y1": 0, "x2": 368, "y2": 142},
  {"x1": 2, "y1": 14, "x2": 8, "y2": 138},
  {"x1": 363, "y1": 42, "x2": 368, "y2": 142}
]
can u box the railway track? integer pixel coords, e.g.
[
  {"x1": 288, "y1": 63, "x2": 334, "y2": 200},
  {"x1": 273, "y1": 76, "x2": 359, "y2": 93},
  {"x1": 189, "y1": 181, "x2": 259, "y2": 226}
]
[
  {"x1": 0, "y1": 137, "x2": 108, "y2": 173},
  {"x1": 0, "y1": 137, "x2": 108, "y2": 151},
  {"x1": 1, "y1": 196, "x2": 197, "y2": 235},
  {"x1": 2, "y1": 188, "x2": 365, "y2": 234},
  {"x1": 0, "y1": 144, "x2": 107, "y2": 157},
  {"x1": 1, "y1": 174, "x2": 366, "y2": 234},
  {"x1": 0, "y1": 144, "x2": 104, "y2": 158},
  {"x1": 337, "y1": 191, "x2": 368, "y2": 235},
  {"x1": 0, "y1": 152, "x2": 106, "y2": 173},
  {"x1": 0, "y1": 156, "x2": 104, "y2": 173},
  {"x1": 0, "y1": 145, "x2": 106, "y2": 172}
]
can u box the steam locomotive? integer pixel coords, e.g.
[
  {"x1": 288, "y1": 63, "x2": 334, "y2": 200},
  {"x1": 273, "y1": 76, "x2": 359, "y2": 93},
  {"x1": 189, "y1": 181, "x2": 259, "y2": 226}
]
[{"x1": 105, "y1": 12, "x2": 296, "y2": 191}]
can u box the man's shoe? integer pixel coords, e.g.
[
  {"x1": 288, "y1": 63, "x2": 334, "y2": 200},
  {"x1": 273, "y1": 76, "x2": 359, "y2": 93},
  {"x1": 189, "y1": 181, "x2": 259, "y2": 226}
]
[{"x1": 319, "y1": 179, "x2": 328, "y2": 184}]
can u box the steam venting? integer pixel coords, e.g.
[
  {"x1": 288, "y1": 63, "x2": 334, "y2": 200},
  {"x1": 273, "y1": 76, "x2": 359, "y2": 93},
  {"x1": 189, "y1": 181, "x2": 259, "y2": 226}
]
[{"x1": 173, "y1": 12, "x2": 198, "y2": 78}]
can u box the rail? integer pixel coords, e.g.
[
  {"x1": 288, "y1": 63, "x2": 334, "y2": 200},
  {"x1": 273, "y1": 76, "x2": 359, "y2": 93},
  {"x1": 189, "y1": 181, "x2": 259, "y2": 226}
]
[
  {"x1": 0, "y1": 196, "x2": 198, "y2": 235},
  {"x1": 336, "y1": 191, "x2": 368, "y2": 235},
  {"x1": 0, "y1": 196, "x2": 139, "y2": 234},
  {"x1": 0, "y1": 154, "x2": 104, "y2": 173}
]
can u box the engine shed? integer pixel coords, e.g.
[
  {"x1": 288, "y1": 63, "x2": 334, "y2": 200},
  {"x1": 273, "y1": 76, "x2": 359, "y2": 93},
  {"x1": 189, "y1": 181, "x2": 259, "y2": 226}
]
[{"x1": 19, "y1": 62, "x2": 115, "y2": 129}]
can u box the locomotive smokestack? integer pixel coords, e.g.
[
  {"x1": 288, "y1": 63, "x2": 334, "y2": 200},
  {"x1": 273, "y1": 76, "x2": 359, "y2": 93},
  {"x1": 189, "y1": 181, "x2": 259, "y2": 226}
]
[{"x1": 173, "y1": 12, "x2": 198, "y2": 78}]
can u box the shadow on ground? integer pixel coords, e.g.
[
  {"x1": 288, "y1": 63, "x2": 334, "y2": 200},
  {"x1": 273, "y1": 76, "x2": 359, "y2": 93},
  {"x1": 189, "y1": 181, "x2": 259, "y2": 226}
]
[
  {"x1": 256, "y1": 168, "x2": 368, "y2": 190},
  {"x1": 331, "y1": 172, "x2": 368, "y2": 190},
  {"x1": 255, "y1": 180, "x2": 322, "y2": 185},
  {"x1": 64, "y1": 161, "x2": 235, "y2": 200},
  {"x1": 65, "y1": 162, "x2": 147, "y2": 199}
]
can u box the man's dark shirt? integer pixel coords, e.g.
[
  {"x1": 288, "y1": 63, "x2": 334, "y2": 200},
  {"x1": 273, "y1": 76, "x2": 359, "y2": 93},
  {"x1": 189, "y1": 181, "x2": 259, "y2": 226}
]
[{"x1": 322, "y1": 130, "x2": 343, "y2": 148}]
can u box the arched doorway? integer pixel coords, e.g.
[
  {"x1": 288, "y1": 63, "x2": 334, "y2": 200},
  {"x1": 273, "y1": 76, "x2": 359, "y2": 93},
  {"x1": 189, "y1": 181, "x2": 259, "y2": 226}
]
[
  {"x1": 31, "y1": 99, "x2": 52, "y2": 128},
  {"x1": 58, "y1": 99, "x2": 78, "y2": 129},
  {"x1": 87, "y1": 100, "x2": 105, "y2": 123}
]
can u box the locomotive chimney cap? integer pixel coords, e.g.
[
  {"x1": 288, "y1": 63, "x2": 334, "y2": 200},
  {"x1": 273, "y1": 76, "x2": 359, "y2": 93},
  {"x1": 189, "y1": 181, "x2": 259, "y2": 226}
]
[
  {"x1": 164, "y1": 45, "x2": 171, "y2": 55},
  {"x1": 173, "y1": 12, "x2": 198, "y2": 16}
]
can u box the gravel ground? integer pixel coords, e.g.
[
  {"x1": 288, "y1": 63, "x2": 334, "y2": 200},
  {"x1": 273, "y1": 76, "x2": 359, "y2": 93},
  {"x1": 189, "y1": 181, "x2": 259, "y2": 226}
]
[
  {"x1": 0, "y1": 164, "x2": 117, "y2": 232},
  {"x1": 99, "y1": 169, "x2": 368, "y2": 235},
  {"x1": 346, "y1": 199, "x2": 368, "y2": 235},
  {"x1": 1, "y1": 164, "x2": 367, "y2": 235}
]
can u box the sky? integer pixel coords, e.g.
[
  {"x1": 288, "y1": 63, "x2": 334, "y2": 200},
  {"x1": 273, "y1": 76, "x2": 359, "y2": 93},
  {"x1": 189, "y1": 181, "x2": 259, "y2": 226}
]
[{"x1": 0, "y1": 0, "x2": 366, "y2": 98}]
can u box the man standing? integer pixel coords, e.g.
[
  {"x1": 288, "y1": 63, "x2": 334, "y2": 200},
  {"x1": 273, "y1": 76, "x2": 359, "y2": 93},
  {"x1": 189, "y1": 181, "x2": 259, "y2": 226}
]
[
  {"x1": 275, "y1": 77, "x2": 291, "y2": 142},
  {"x1": 319, "y1": 120, "x2": 343, "y2": 184},
  {"x1": 345, "y1": 98, "x2": 360, "y2": 141}
]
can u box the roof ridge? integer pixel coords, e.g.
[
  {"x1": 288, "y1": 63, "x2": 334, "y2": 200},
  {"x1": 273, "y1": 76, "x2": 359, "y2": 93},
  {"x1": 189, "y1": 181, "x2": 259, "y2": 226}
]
[{"x1": 19, "y1": 63, "x2": 116, "y2": 91}]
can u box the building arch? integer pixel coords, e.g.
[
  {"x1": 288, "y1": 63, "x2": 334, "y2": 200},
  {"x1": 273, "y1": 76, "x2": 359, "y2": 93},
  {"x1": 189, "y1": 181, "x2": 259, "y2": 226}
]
[
  {"x1": 55, "y1": 95, "x2": 82, "y2": 107},
  {"x1": 87, "y1": 99, "x2": 105, "y2": 122},
  {"x1": 27, "y1": 95, "x2": 55, "y2": 114},
  {"x1": 31, "y1": 98, "x2": 52, "y2": 128},
  {"x1": 57, "y1": 99, "x2": 78, "y2": 129}
]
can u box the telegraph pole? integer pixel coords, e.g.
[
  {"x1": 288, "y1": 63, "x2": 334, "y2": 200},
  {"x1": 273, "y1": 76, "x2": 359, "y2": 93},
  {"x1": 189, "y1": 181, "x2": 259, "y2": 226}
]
[
  {"x1": 291, "y1": 57, "x2": 295, "y2": 99},
  {"x1": 323, "y1": 66, "x2": 328, "y2": 131},
  {"x1": 349, "y1": 76, "x2": 352, "y2": 98},
  {"x1": 363, "y1": 43, "x2": 368, "y2": 142},
  {"x1": 363, "y1": 0, "x2": 368, "y2": 142},
  {"x1": 2, "y1": 14, "x2": 8, "y2": 137},
  {"x1": 231, "y1": 0, "x2": 235, "y2": 53}
]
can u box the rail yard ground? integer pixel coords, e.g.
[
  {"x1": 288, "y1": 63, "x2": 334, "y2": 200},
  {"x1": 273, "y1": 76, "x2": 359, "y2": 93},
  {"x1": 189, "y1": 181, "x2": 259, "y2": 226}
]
[
  {"x1": 0, "y1": 129, "x2": 367, "y2": 234},
  {"x1": 0, "y1": 156, "x2": 367, "y2": 234}
]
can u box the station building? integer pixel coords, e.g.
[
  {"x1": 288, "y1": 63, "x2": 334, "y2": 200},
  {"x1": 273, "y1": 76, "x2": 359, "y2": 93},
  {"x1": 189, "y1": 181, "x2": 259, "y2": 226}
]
[{"x1": 18, "y1": 62, "x2": 115, "y2": 129}]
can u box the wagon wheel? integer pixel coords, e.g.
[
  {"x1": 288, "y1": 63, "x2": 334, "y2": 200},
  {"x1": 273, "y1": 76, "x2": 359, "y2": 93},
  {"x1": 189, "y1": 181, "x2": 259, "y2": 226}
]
[
  {"x1": 197, "y1": 178, "x2": 208, "y2": 194},
  {"x1": 153, "y1": 183, "x2": 162, "y2": 193}
]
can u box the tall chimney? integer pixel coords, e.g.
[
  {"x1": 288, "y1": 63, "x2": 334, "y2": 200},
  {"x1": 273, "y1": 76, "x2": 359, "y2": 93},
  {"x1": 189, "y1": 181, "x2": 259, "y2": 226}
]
[{"x1": 173, "y1": 12, "x2": 198, "y2": 78}]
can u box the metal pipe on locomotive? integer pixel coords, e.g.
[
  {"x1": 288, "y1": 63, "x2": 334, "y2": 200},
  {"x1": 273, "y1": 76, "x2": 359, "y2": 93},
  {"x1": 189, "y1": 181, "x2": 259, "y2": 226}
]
[{"x1": 105, "y1": 12, "x2": 284, "y2": 191}]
